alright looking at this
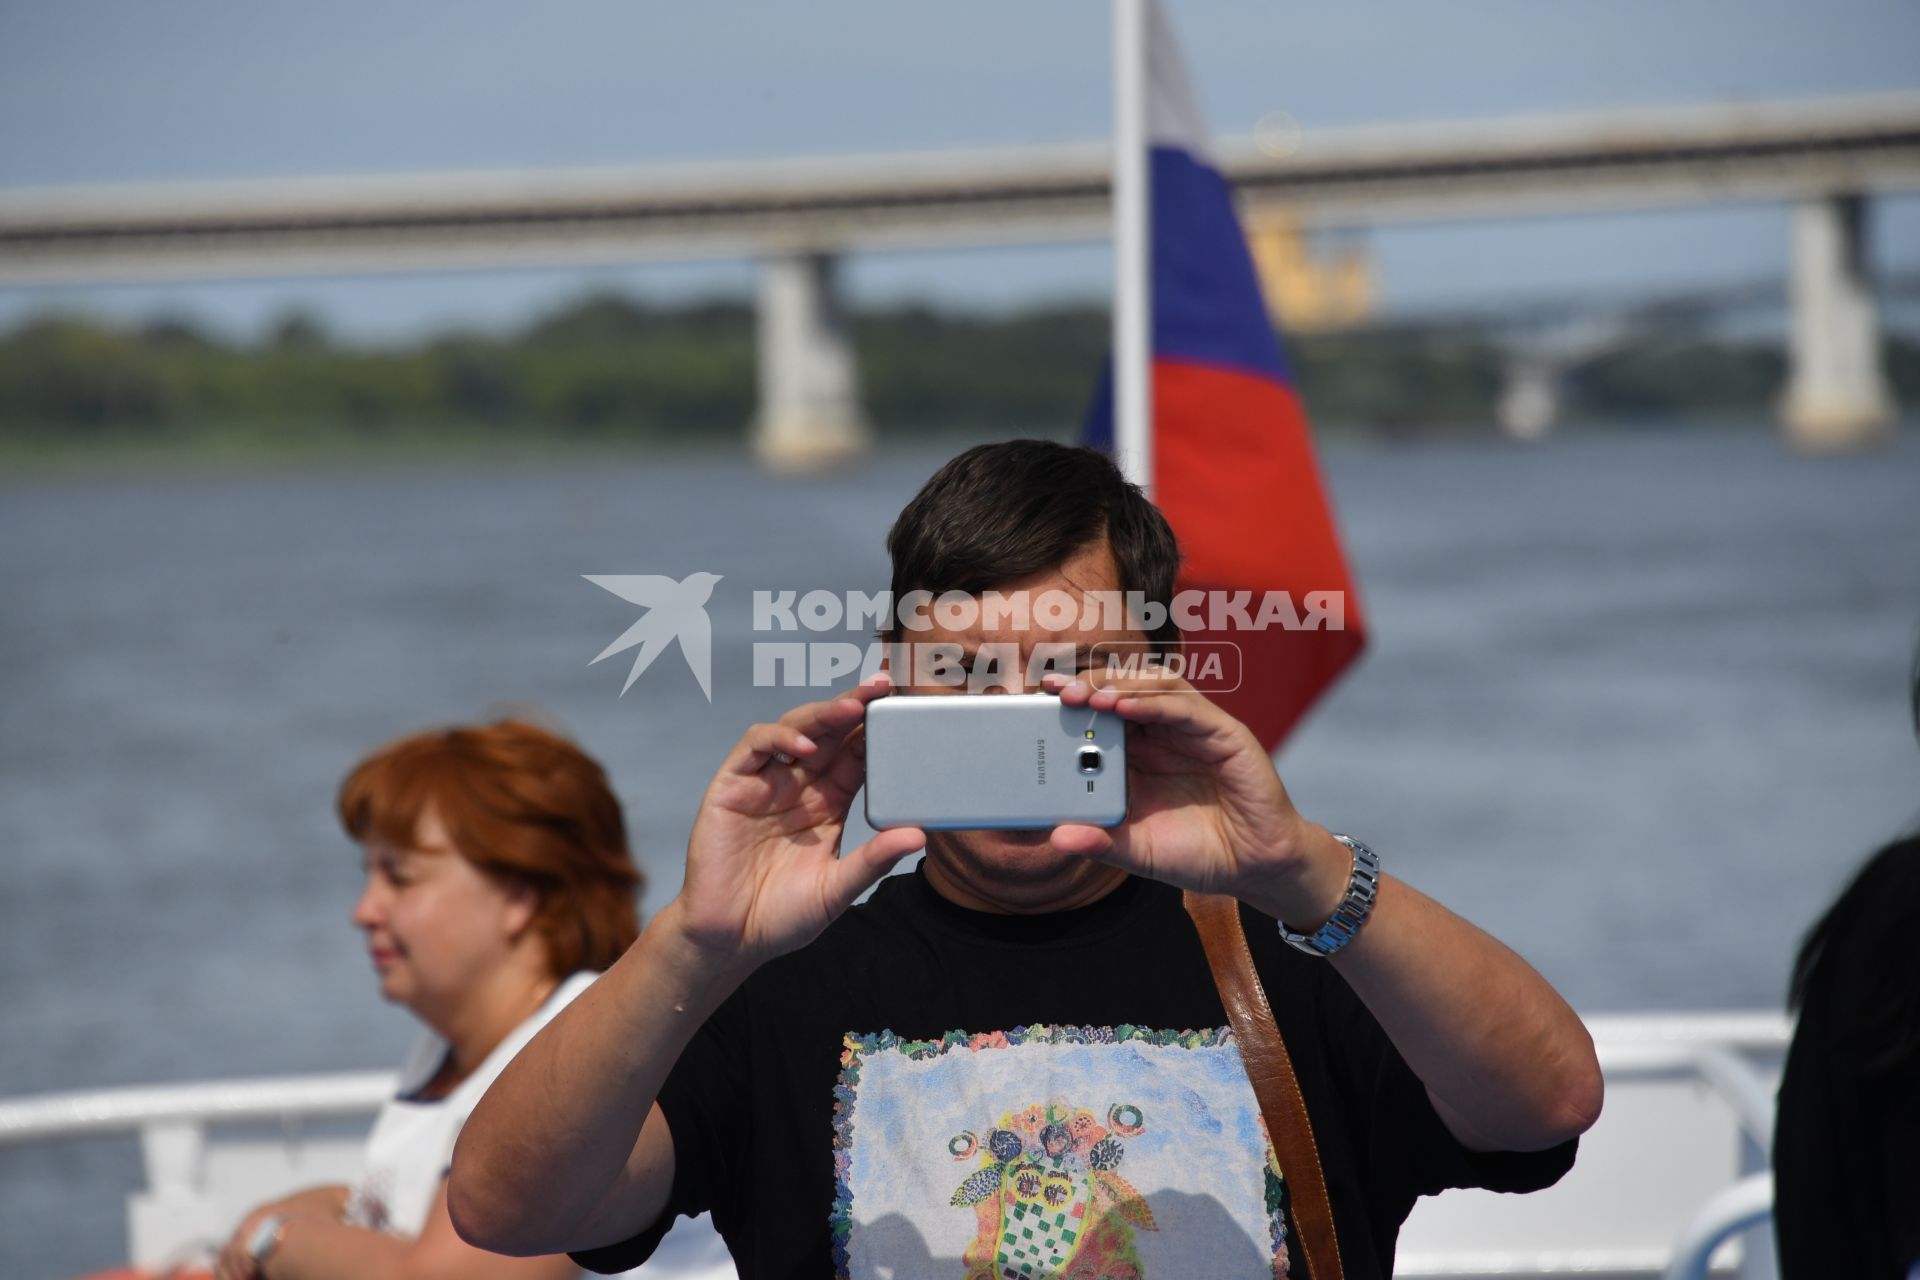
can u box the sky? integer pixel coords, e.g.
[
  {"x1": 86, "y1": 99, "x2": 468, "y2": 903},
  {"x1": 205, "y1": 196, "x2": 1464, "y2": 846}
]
[{"x1": 1, "y1": 0, "x2": 1917, "y2": 342}]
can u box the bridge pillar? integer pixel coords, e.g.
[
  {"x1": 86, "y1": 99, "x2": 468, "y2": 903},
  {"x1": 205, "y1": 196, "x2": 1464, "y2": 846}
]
[
  {"x1": 1782, "y1": 194, "x2": 1895, "y2": 450},
  {"x1": 1497, "y1": 357, "x2": 1561, "y2": 441},
  {"x1": 753, "y1": 250, "x2": 870, "y2": 469}
]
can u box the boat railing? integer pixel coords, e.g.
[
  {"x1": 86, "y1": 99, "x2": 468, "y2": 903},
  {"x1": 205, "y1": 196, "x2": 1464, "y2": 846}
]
[
  {"x1": 1664, "y1": 1173, "x2": 1775, "y2": 1280},
  {"x1": 1, "y1": 1011, "x2": 1792, "y2": 1279}
]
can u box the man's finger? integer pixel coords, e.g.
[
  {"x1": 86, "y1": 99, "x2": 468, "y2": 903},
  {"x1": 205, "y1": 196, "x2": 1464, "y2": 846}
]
[
  {"x1": 826, "y1": 827, "x2": 926, "y2": 912},
  {"x1": 777, "y1": 672, "x2": 892, "y2": 748},
  {"x1": 726, "y1": 722, "x2": 820, "y2": 776},
  {"x1": 1048, "y1": 670, "x2": 1226, "y2": 732},
  {"x1": 817, "y1": 723, "x2": 870, "y2": 800},
  {"x1": 777, "y1": 694, "x2": 863, "y2": 740},
  {"x1": 774, "y1": 705, "x2": 872, "y2": 784},
  {"x1": 1049, "y1": 822, "x2": 1147, "y2": 876},
  {"x1": 1100, "y1": 686, "x2": 1227, "y2": 729}
]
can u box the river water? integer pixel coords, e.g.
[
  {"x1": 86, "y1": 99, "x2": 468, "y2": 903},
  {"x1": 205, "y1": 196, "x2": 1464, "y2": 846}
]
[{"x1": 3, "y1": 425, "x2": 1917, "y2": 1275}]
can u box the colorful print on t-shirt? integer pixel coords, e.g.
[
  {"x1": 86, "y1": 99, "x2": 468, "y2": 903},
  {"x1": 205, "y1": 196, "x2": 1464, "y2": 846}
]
[
  {"x1": 831, "y1": 1024, "x2": 1290, "y2": 1280},
  {"x1": 946, "y1": 1097, "x2": 1158, "y2": 1278}
]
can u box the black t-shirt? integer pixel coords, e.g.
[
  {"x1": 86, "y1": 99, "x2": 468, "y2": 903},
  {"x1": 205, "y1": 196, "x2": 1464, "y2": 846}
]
[
  {"x1": 574, "y1": 864, "x2": 1575, "y2": 1279},
  {"x1": 1773, "y1": 834, "x2": 1920, "y2": 1279}
]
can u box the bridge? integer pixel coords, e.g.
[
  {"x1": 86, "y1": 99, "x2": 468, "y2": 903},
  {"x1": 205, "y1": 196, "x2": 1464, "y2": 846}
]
[
  {"x1": 1366, "y1": 269, "x2": 1920, "y2": 440},
  {"x1": 4, "y1": 92, "x2": 1916, "y2": 459}
]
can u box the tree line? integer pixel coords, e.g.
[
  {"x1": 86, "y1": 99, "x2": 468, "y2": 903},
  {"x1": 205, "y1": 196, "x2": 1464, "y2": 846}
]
[{"x1": 1, "y1": 292, "x2": 1910, "y2": 446}]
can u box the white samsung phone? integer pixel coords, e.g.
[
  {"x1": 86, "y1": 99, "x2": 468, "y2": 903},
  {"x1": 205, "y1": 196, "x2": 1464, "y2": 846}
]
[{"x1": 863, "y1": 692, "x2": 1128, "y2": 831}]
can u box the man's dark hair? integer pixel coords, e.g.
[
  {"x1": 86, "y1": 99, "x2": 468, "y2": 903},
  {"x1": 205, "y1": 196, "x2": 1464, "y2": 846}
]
[{"x1": 886, "y1": 440, "x2": 1182, "y2": 651}]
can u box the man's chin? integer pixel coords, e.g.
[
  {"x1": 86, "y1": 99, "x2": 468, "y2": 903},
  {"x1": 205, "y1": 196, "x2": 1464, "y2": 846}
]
[
  {"x1": 934, "y1": 829, "x2": 1070, "y2": 878},
  {"x1": 982, "y1": 828, "x2": 1053, "y2": 848}
]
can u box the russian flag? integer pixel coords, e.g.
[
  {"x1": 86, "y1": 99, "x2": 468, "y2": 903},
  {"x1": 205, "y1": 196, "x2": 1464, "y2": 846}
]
[{"x1": 1085, "y1": 0, "x2": 1365, "y2": 752}]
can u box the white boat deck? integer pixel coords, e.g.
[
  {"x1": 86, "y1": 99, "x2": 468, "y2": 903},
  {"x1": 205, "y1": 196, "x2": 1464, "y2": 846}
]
[{"x1": 0, "y1": 1011, "x2": 1788, "y2": 1280}]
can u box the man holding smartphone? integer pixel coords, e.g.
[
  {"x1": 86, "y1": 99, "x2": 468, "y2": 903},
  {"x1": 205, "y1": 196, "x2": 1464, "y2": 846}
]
[{"x1": 449, "y1": 440, "x2": 1602, "y2": 1280}]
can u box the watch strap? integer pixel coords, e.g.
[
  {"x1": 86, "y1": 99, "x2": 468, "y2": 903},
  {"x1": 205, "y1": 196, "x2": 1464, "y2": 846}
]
[{"x1": 1277, "y1": 833, "x2": 1380, "y2": 958}]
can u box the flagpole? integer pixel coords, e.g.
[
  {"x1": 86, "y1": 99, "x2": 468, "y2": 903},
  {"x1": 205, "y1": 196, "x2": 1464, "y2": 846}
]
[{"x1": 1112, "y1": 0, "x2": 1153, "y2": 495}]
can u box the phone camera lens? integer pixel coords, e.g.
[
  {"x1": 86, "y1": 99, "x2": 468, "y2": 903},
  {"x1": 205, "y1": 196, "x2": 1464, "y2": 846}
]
[{"x1": 1077, "y1": 747, "x2": 1103, "y2": 774}]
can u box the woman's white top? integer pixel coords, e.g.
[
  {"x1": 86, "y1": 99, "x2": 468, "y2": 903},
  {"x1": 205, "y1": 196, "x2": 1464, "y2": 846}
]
[{"x1": 343, "y1": 970, "x2": 597, "y2": 1236}]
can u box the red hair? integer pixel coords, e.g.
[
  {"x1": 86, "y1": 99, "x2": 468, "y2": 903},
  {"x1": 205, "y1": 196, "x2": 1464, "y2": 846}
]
[{"x1": 337, "y1": 719, "x2": 641, "y2": 974}]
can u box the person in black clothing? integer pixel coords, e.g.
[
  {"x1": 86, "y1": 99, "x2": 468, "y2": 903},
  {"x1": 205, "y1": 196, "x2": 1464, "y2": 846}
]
[
  {"x1": 448, "y1": 440, "x2": 1604, "y2": 1279},
  {"x1": 1774, "y1": 649, "x2": 1920, "y2": 1279}
]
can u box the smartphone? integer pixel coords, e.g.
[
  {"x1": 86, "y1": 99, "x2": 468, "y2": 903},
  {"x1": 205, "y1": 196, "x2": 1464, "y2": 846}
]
[{"x1": 863, "y1": 692, "x2": 1127, "y2": 831}]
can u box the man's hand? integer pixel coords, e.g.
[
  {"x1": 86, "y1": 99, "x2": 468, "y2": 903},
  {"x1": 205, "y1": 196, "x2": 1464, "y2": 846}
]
[
  {"x1": 1043, "y1": 671, "x2": 1349, "y2": 930},
  {"x1": 673, "y1": 673, "x2": 927, "y2": 970},
  {"x1": 450, "y1": 678, "x2": 922, "y2": 1255},
  {"x1": 1047, "y1": 671, "x2": 1604, "y2": 1153}
]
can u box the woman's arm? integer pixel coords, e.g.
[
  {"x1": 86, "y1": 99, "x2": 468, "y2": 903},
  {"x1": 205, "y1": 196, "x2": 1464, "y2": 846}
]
[
  {"x1": 217, "y1": 1185, "x2": 350, "y2": 1280},
  {"x1": 238, "y1": 1180, "x2": 578, "y2": 1280},
  {"x1": 269, "y1": 1185, "x2": 351, "y2": 1219}
]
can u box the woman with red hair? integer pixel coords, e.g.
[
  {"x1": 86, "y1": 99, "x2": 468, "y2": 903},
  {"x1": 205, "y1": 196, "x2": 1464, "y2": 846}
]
[{"x1": 213, "y1": 719, "x2": 642, "y2": 1280}]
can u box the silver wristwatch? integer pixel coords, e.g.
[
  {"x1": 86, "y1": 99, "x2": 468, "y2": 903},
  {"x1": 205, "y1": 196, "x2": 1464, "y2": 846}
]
[
  {"x1": 247, "y1": 1212, "x2": 288, "y2": 1270},
  {"x1": 1276, "y1": 832, "x2": 1381, "y2": 957}
]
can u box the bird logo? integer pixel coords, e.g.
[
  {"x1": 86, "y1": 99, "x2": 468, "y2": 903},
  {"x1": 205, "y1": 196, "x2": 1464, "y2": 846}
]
[{"x1": 584, "y1": 572, "x2": 723, "y2": 699}]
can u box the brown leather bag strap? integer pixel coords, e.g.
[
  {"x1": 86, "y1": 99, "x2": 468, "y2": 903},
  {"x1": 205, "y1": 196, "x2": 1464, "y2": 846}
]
[{"x1": 1184, "y1": 889, "x2": 1345, "y2": 1280}]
